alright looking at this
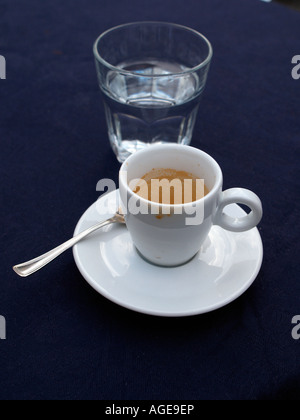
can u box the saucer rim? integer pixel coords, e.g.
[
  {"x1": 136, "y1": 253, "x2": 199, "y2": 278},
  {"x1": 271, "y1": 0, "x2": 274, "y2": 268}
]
[{"x1": 73, "y1": 191, "x2": 263, "y2": 317}]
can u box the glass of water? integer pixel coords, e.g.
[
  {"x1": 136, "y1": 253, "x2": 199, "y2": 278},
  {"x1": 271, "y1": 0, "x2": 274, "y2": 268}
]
[{"x1": 93, "y1": 22, "x2": 213, "y2": 162}]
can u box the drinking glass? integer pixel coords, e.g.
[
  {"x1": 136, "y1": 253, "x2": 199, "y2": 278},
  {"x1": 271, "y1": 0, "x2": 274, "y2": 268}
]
[{"x1": 93, "y1": 22, "x2": 213, "y2": 162}]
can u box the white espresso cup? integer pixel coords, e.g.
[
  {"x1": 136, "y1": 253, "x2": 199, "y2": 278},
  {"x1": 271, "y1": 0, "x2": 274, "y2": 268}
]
[{"x1": 119, "y1": 144, "x2": 263, "y2": 267}]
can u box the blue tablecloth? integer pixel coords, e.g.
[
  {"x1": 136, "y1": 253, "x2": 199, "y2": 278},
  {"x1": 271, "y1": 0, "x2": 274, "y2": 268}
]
[{"x1": 1, "y1": 0, "x2": 299, "y2": 400}]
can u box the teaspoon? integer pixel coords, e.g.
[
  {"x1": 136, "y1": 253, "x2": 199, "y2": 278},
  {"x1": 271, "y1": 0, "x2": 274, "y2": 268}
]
[{"x1": 13, "y1": 211, "x2": 126, "y2": 277}]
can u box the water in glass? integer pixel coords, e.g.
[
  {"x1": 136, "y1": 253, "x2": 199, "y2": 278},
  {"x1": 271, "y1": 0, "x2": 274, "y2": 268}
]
[{"x1": 101, "y1": 59, "x2": 203, "y2": 162}]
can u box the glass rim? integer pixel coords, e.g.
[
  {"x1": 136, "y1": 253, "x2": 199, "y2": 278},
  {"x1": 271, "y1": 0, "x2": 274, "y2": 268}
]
[{"x1": 93, "y1": 21, "x2": 213, "y2": 78}]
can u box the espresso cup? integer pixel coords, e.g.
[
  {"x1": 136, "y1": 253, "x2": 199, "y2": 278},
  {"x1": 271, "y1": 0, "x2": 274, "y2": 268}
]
[{"x1": 119, "y1": 145, "x2": 263, "y2": 267}]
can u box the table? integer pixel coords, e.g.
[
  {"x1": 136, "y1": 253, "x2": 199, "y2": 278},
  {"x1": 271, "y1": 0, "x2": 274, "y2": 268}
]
[{"x1": 0, "y1": 0, "x2": 299, "y2": 400}]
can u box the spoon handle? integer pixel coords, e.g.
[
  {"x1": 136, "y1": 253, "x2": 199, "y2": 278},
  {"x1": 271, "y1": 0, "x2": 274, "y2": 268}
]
[{"x1": 13, "y1": 218, "x2": 115, "y2": 277}]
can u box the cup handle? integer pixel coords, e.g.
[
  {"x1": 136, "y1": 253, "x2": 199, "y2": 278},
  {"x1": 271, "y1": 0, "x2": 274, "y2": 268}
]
[{"x1": 214, "y1": 188, "x2": 263, "y2": 232}]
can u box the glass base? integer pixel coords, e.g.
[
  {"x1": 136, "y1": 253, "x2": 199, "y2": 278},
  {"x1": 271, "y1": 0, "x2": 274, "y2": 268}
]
[{"x1": 111, "y1": 138, "x2": 192, "y2": 163}]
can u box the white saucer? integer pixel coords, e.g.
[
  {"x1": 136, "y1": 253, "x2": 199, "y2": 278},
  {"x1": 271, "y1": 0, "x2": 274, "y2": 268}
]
[{"x1": 73, "y1": 190, "x2": 263, "y2": 317}]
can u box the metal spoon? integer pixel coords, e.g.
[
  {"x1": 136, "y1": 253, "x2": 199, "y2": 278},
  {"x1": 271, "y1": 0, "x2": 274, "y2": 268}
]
[{"x1": 13, "y1": 211, "x2": 126, "y2": 277}]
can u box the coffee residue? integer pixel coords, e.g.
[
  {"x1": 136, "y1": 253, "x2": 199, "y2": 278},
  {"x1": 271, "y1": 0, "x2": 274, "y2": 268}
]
[{"x1": 133, "y1": 168, "x2": 209, "y2": 205}]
